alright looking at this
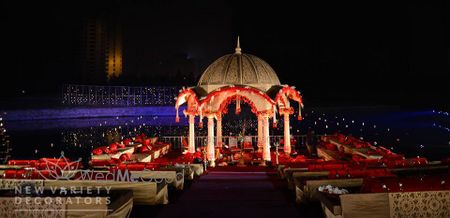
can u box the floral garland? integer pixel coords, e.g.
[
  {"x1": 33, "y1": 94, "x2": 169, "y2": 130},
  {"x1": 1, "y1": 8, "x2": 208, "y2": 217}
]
[
  {"x1": 217, "y1": 94, "x2": 259, "y2": 115},
  {"x1": 200, "y1": 86, "x2": 276, "y2": 106}
]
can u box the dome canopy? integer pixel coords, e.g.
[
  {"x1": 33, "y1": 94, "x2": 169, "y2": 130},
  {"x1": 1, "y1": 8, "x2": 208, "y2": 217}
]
[{"x1": 197, "y1": 39, "x2": 281, "y2": 93}]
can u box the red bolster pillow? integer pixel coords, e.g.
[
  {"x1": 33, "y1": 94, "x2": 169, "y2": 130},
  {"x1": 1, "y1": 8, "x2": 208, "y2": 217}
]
[
  {"x1": 119, "y1": 153, "x2": 132, "y2": 162},
  {"x1": 109, "y1": 143, "x2": 118, "y2": 152},
  {"x1": 92, "y1": 148, "x2": 103, "y2": 155}
]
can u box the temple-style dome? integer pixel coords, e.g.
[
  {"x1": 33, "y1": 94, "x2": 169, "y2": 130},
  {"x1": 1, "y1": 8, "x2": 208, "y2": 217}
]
[{"x1": 197, "y1": 38, "x2": 281, "y2": 93}]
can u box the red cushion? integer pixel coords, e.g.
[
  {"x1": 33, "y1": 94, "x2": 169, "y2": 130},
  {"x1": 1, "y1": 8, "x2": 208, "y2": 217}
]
[
  {"x1": 7, "y1": 160, "x2": 37, "y2": 166},
  {"x1": 109, "y1": 143, "x2": 118, "y2": 153},
  {"x1": 123, "y1": 138, "x2": 132, "y2": 146},
  {"x1": 139, "y1": 145, "x2": 152, "y2": 153},
  {"x1": 119, "y1": 153, "x2": 132, "y2": 162},
  {"x1": 98, "y1": 146, "x2": 110, "y2": 154},
  {"x1": 92, "y1": 148, "x2": 103, "y2": 155},
  {"x1": 126, "y1": 164, "x2": 145, "y2": 171},
  {"x1": 143, "y1": 139, "x2": 152, "y2": 146}
]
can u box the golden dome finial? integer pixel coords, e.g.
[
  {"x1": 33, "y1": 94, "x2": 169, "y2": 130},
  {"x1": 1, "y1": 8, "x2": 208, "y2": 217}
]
[{"x1": 235, "y1": 36, "x2": 241, "y2": 54}]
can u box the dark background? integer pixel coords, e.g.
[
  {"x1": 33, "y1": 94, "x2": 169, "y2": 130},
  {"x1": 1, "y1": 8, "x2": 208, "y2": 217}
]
[{"x1": 2, "y1": 0, "x2": 449, "y2": 110}]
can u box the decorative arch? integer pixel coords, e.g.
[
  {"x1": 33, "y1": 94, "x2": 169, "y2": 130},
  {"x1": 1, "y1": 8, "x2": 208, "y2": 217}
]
[
  {"x1": 175, "y1": 88, "x2": 200, "y2": 122},
  {"x1": 199, "y1": 86, "x2": 276, "y2": 115},
  {"x1": 275, "y1": 86, "x2": 304, "y2": 120},
  {"x1": 218, "y1": 94, "x2": 259, "y2": 115}
]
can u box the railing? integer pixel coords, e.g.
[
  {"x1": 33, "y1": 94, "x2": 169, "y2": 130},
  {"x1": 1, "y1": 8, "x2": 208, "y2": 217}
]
[
  {"x1": 159, "y1": 135, "x2": 308, "y2": 151},
  {"x1": 62, "y1": 84, "x2": 180, "y2": 106}
]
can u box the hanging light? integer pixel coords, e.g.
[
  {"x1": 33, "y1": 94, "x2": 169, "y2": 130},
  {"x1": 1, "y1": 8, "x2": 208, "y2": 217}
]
[
  {"x1": 175, "y1": 106, "x2": 180, "y2": 123},
  {"x1": 298, "y1": 103, "x2": 303, "y2": 120},
  {"x1": 236, "y1": 95, "x2": 241, "y2": 114}
]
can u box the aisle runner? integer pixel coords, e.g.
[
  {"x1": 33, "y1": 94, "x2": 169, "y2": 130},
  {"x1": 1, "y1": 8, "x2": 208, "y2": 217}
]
[{"x1": 156, "y1": 171, "x2": 300, "y2": 218}]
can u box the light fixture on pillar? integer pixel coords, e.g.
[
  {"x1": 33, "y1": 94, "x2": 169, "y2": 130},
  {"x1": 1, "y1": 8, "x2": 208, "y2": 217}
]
[
  {"x1": 216, "y1": 113, "x2": 223, "y2": 148},
  {"x1": 175, "y1": 106, "x2": 180, "y2": 123},
  {"x1": 236, "y1": 95, "x2": 241, "y2": 114},
  {"x1": 272, "y1": 105, "x2": 278, "y2": 128},
  {"x1": 298, "y1": 103, "x2": 303, "y2": 121},
  {"x1": 199, "y1": 111, "x2": 204, "y2": 128},
  {"x1": 199, "y1": 118, "x2": 203, "y2": 129}
]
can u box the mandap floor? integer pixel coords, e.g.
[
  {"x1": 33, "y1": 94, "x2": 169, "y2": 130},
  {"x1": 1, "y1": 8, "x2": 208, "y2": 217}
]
[{"x1": 134, "y1": 167, "x2": 323, "y2": 218}]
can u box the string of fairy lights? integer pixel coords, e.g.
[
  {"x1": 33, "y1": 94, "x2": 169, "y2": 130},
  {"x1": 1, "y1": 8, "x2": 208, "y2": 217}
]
[
  {"x1": 432, "y1": 110, "x2": 450, "y2": 132},
  {"x1": 0, "y1": 113, "x2": 11, "y2": 163},
  {"x1": 62, "y1": 84, "x2": 179, "y2": 106}
]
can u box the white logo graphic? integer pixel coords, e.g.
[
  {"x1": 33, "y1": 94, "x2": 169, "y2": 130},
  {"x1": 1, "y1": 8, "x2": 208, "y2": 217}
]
[{"x1": 37, "y1": 152, "x2": 82, "y2": 180}]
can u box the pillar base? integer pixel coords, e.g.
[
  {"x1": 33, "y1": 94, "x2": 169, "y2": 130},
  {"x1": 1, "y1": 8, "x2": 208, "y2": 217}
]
[{"x1": 209, "y1": 161, "x2": 215, "y2": 167}]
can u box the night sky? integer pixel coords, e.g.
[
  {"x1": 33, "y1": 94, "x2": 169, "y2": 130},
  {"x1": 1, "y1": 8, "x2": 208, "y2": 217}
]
[{"x1": 2, "y1": 0, "x2": 449, "y2": 110}]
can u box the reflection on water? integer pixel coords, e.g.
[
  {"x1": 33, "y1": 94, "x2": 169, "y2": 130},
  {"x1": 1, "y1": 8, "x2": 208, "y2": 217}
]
[{"x1": 2, "y1": 108, "x2": 449, "y2": 162}]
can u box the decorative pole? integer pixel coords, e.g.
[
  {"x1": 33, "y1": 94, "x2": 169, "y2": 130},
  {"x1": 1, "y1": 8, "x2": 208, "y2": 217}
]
[
  {"x1": 257, "y1": 115, "x2": 263, "y2": 152},
  {"x1": 283, "y1": 112, "x2": 291, "y2": 154},
  {"x1": 216, "y1": 113, "x2": 222, "y2": 148},
  {"x1": 207, "y1": 115, "x2": 215, "y2": 167},
  {"x1": 262, "y1": 115, "x2": 271, "y2": 164},
  {"x1": 188, "y1": 114, "x2": 196, "y2": 153}
]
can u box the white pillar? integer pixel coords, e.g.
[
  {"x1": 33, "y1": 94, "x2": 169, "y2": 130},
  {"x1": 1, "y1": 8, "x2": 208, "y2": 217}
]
[
  {"x1": 188, "y1": 114, "x2": 195, "y2": 153},
  {"x1": 283, "y1": 113, "x2": 291, "y2": 154},
  {"x1": 216, "y1": 115, "x2": 222, "y2": 148},
  {"x1": 257, "y1": 115, "x2": 263, "y2": 151},
  {"x1": 263, "y1": 116, "x2": 271, "y2": 162},
  {"x1": 207, "y1": 116, "x2": 215, "y2": 167}
]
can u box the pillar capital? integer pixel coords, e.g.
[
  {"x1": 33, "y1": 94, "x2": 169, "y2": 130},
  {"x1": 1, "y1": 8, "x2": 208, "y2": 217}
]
[
  {"x1": 204, "y1": 113, "x2": 216, "y2": 119},
  {"x1": 183, "y1": 108, "x2": 198, "y2": 117},
  {"x1": 256, "y1": 110, "x2": 273, "y2": 118},
  {"x1": 279, "y1": 107, "x2": 294, "y2": 115}
]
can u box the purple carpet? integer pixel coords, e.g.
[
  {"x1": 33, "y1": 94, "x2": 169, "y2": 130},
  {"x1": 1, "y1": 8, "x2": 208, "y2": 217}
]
[{"x1": 154, "y1": 171, "x2": 302, "y2": 218}]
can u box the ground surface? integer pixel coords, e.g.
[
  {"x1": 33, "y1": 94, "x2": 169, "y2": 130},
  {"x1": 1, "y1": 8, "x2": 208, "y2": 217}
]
[{"x1": 133, "y1": 169, "x2": 323, "y2": 218}]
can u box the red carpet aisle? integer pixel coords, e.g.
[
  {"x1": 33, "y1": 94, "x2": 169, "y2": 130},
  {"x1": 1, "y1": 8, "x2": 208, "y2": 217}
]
[{"x1": 154, "y1": 171, "x2": 304, "y2": 218}]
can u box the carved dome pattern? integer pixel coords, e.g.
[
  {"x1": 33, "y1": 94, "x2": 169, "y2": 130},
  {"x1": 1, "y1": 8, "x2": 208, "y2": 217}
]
[{"x1": 197, "y1": 53, "x2": 281, "y2": 92}]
